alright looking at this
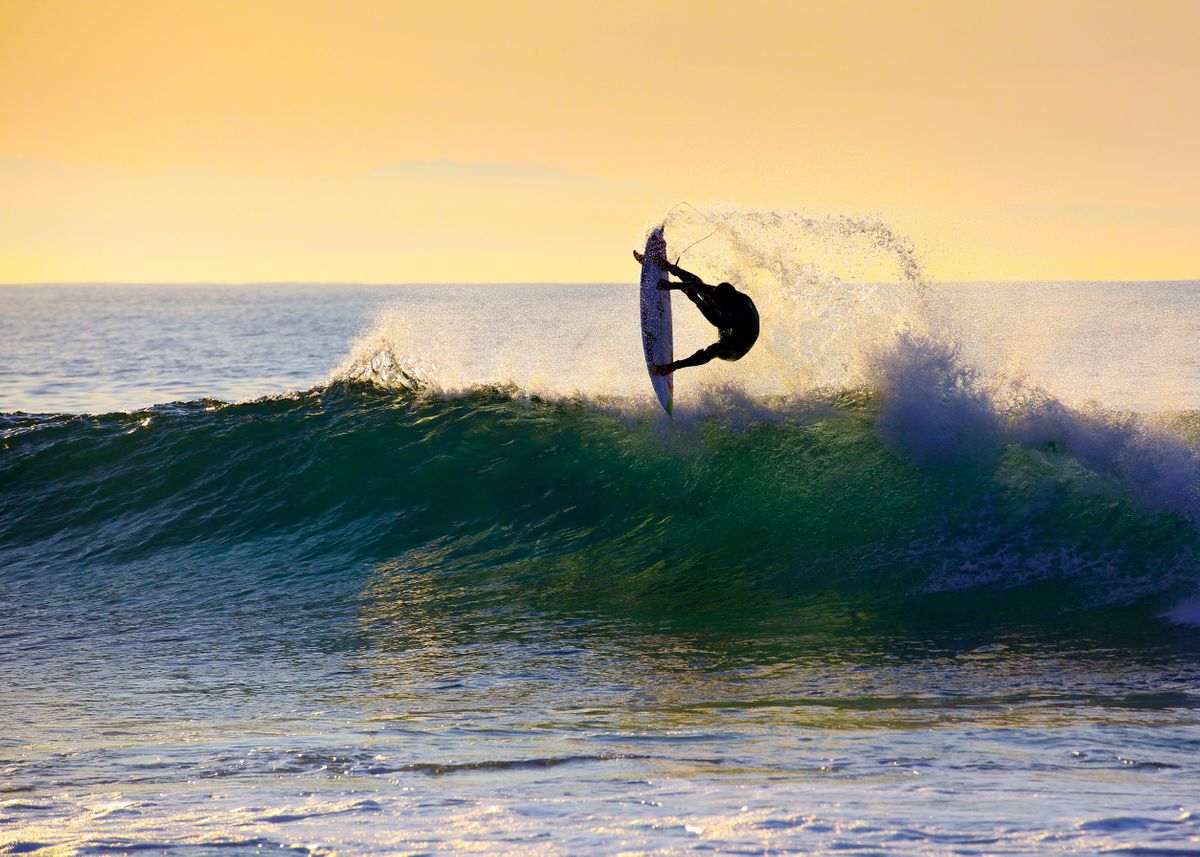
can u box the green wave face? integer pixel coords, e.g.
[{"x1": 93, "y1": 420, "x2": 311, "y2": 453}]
[{"x1": 2, "y1": 385, "x2": 1199, "y2": 651}]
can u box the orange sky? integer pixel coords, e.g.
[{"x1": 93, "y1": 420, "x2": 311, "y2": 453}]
[{"x1": 2, "y1": 0, "x2": 1198, "y2": 282}]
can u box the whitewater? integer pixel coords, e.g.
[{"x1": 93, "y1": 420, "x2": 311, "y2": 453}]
[{"x1": 3, "y1": 209, "x2": 1200, "y2": 854}]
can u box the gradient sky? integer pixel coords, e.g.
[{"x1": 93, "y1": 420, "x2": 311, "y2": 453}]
[{"x1": 2, "y1": 0, "x2": 1198, "y2": 283}]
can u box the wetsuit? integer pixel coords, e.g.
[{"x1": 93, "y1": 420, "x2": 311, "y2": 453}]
[{"x1": 656, "y1": 262, "x2": 759, "y2": 373}]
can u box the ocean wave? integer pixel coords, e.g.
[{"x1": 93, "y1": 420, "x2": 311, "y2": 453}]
[
  {"x1": 3, "y1": 382, "x2": 1199, "y2": 637},
  {"x1": 5, "y1": 207, "x2": 1199, "y2": 636}
]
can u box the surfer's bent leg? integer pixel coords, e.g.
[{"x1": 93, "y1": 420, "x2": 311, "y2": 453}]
[{"x1": 655, "y1": 344, "x2": 721, "y2": 374}]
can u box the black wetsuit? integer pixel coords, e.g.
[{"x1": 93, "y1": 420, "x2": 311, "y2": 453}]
[{"x1": 658, "y1": 262, "x2": 759, "y2": 372}]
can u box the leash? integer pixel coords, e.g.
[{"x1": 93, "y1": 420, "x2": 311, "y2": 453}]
[{"x1": 663, "y1": 201, "x2": 717, "y2": 267}]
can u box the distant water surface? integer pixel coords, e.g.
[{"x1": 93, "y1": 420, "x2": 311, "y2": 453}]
[{"x1": 2, "y1": 281, "x2": 1198, "y2": 414}]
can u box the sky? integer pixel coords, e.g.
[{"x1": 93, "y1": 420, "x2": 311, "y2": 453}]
[{"x1": 2, "y1": 0, "x2": 1198, "y2": 283}]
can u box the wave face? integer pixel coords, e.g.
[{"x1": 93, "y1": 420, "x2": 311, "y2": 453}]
[
  {"x1": 4, "y1": 385, "x2": 1199, "y2": 641},
  {"x1": 4, "y1": 208, "x2": 1200, "y2": 642},
  {"x1": 309, "y1": 206, "x2": 1200, "y2": 637}
]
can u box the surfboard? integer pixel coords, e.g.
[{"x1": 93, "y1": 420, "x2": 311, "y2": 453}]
[{"x1": 639, "y1": 227, "x2": 673, "y2": 415}]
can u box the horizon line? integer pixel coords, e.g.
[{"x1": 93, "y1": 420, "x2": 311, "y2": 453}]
[{"x1": 2, "y1": 278, "x2": 1199, "y2": 288}]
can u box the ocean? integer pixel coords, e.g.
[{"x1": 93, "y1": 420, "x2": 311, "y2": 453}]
[{"x1": 4, "y1": 222, "x2": 1200, "y2": 853}]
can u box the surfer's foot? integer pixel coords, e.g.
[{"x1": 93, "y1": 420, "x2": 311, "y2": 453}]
[
  {"x1": 650, "y1": 363, "x2": 673, "y2": 376},
  {"x1": 633, "y1": 249, "x2": 644, "y2": 264}
]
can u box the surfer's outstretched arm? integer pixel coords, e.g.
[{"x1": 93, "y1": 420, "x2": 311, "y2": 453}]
[
  {"x1": 661, "y1": 262, "x2": 717, "y2": 296},
  {"x1": 637, "y1": 250, "x2": 717, "y2": 296}
]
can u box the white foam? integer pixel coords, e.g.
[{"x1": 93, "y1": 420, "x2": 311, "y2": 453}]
[
  {"x1": 1163, "y1": 597, "x2": 1200, "y2": 626},
  {"x1": 329, "y1": 206, "x2": 1200, "y2": 524}
]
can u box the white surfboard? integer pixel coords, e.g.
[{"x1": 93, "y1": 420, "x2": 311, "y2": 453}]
[{"x1": 639, "y1": 226, "x2": 673, "y2": 414}]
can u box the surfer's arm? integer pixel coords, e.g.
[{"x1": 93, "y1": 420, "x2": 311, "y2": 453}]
[
  {"x1": 662, "y1": 263, "x2": 717, "y2": 297},
  {"x1": 639, "y1": 251, "x2": 716, "y2": 295},
  {"x1": 663, "y1": 261, "x2": 697, "y2": 282}
]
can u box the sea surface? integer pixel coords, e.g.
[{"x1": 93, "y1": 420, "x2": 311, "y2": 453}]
[{"x1": 3, "y1": 277, "x2": 1200, "y2": 855}]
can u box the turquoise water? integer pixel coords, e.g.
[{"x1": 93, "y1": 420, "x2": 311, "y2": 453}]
[{"x1": 3, "y1": 279, "x2": 1200, "y2": 854}]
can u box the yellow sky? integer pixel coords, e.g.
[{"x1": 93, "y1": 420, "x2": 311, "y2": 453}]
[{"x1": 2, "y1": 0, "x2": 1198, "y2": 282}]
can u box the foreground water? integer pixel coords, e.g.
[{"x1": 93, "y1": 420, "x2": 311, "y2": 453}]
[{"x1": 3, "y1": 279, "x2": 1200, "y2": 854}]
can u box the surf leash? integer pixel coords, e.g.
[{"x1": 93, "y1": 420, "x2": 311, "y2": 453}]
[{"x1": 663, "y1": 201, "x2": 718, "y2": 267}]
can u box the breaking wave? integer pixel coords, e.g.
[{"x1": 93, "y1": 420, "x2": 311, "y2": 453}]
[{"x1": 4, "y1": 207, "x2": 1199, "y2": 637}]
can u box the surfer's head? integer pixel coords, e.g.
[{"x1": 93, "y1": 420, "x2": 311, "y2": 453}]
[{"x1": 716, "y1": 282, "x2": 737, "y2": 297}]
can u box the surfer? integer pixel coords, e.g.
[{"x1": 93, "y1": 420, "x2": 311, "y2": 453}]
[{"x1": 634, "y1": 251, "x2": 759, "y2": 375}]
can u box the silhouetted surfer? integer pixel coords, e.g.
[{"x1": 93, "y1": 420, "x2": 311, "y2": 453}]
[{"x1": 634, "y1": 251, "x2": 759, "y2": 375}]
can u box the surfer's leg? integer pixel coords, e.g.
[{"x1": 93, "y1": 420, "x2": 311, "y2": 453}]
[{"x1": 653, "y1": 344, "x2": 721, "y2": 374}]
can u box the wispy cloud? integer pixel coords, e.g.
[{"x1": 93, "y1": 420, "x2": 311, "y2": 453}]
[{"x1": 366, "y1": 158, "x2": 651, "y2": 190}]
